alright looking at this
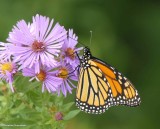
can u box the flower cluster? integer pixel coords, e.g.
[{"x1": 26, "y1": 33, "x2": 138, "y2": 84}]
[{"x1": 0, "y1": 14, "x2": 82, "y2": 96}]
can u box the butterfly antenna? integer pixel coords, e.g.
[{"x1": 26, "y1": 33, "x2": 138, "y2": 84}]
[{"x1": 89, "y1": 30, "x2": 93, "y2": 47}]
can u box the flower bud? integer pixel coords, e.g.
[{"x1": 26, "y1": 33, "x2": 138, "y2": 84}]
[{"x1": 55, "y1": 112, "x2": 63, "y2": 121}]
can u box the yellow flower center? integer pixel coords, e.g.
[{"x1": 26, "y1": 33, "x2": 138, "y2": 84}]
[
  {"x1": 32, "y1": 40, "x2": 45, "y2": 52},
  {"x1": 1, "y1": 62, "x2": 13, "y2": 74},
  {"x1": 36, "y1": 70, "x2": 46, "y2": 81},
  {"x1": 57, "y1": 68, "x2": 68, "y2": 79},
  {"x1": 65, "y1": 48, "x2": 75, "y2": 60}
]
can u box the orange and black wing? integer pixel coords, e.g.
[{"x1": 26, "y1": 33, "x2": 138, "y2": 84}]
[
  {"x1": 93, "y1": 57, "x2": 141, "y2": 107},
  {"x1": 76, "y1": 58, "x2": 141, "y2": 114},
  {"x1": 76, "y1": 60, "x2": 113, "y2": 114}
]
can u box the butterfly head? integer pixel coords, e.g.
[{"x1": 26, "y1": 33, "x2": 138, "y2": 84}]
[
  {"x1": 83, "y1": 47, "x2": 91, "y2": 60},
  {"x1": 80, "y1": 47, "x2": 92, "y2": 68}
]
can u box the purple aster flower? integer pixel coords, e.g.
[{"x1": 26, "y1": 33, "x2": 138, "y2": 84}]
[
  {"x1": 56, "y1": 63, "x2": 77, "y2": 97},
  {"x1": 0, "y1": 42, "x2": 12, "y2": 60},
  {"x1": 61, "y1": 29, "x2": 83, "y2": 69},
  {"x1": 22, "y1": 65, "x2": 62, "y2": 93},
  {"x1": 7, "y1": 14, "x2": 67, "y2": 73},
  {"x1": 0, "y1": 59, "x2": 17, "y2": 92}
]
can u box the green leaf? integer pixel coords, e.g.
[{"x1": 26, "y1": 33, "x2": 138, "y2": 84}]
[
  {"x1": 63, "y1": 109, "x2": 80, "y2": 120},
  {"x1": 14, "y1": 76, "x2": 41, "y2": 92},
  {"x1": 10, "y1": 103, "x2": 26, "y2": 115},
  {"x1": 26, "y1": 91, "x2": 42, "y2": 107},
  {"x1": 14, "y1": 76, "x2": 30, "y2": 91},
  {"x1": 27, "y1": 81, "x2": 41, "y2": 93},
  {"x1": 54, "y1": 94, "x2": 64, "y2": 106},
  {"x1": 60, "y1": 102, "x2": 74, "y2": 112}
]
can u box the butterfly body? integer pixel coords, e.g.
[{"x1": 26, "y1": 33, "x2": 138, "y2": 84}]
[{"x1": 76, "y1": 47, "x2": 141, "y2": 114}]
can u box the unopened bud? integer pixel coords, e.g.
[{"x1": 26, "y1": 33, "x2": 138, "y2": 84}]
[{"x1": 55, "y1": 112, "x2": 63, "y2": 121}]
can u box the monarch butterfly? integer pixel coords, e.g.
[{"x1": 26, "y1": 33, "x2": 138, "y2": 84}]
[{"x1": 76, "y1": 47, "x2": 141, "y2": 114}]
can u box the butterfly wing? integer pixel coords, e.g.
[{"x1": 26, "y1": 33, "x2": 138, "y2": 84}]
[
  {"x1": 92, "y1": 57, "x2": 141, "y2": 107},
  {"x1": 76, "y1": 58, "x2": 141, "y2": 114},
  {"x1": 76, "y1": 60, "x2": 114, "y2": 114}
]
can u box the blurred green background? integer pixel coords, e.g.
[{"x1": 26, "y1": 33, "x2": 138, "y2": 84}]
[{"x1": 0, "y1": 0, "x2": 159, "y2": 129}]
